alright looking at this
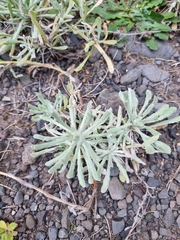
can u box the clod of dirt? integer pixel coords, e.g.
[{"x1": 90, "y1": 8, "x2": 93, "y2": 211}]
[{"x1": 22, "y1": 143, "x2": 36, "y2": 165}]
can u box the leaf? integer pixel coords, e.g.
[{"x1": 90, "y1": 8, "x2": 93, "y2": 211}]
[
  {"x1": 0, "y1": 221, "x2": 7, "y2": 230},
  {"x1": 149, "y1": 11, "x2": 164, "y2": 23},
  {"x1": 7, "y1": 222, "x2": 18, "y2": 231},
  {"x1": 29, "y1": 10, "x2": 48, "y2": 43},
  {"x1": 163, "y1": 12, "x2": 175, "y2": 20},
  {"x1": 154, "y1": 32, "x2": 168, "y2": 40},
  {"x1": 145, "y1": 37, "x2": 158, "y2": 50}
]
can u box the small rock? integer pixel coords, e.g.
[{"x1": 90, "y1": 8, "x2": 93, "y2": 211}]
[
  {"x1": 163, "y1": 208, "x2": 175, "y2": 228},
  {"x1": 36, "y1": 211, "x2": 46, "y2": 226},
  {"x1": 118, "y1": 209, "x2": 127, "y2": 217},
  {"x1": 58, "y1": 228, "x2": 68, "y2": 238},
  {"x1": 0, "y1": 186, "x2": 5, "y2": 196},
  {"x1": 30, "y1": 202, "x2": 38, "y2": 211},
  {"x1": 136, "y1": 85, "x2": 147, "y2": 97},
  {"x1": 109, "y1": 47, "x2": 122, "y2": 62},
  {"x1": 126, "y1": 36, "x2": 174, "y2": 59},
  {"x1": 120, "y1": 66, "x2": 142, "y2": 85},
  {"x1": 112, "y1": 218, "x2": 125, "y2": 234},
  {"x1": 176, "y1": 193, "x2": 180, "y2": 205},
  {"x1": 176, "y1": 215, "x2": 180, "y2": 227},
  {"x1": 96, "y1": 89, "x2": 124, "y2": 115},
  {"x1": 48, "y1": 227, "x2": 58, "y2": 240},
  {"x1": 14, "y1": 191, "x2": 24, "y2": 205},
  {"x1": 76, "y1": 226, "x2": 85, "y2": 233},
  {"x1": 22, "y1": 143, "x2": 36, "y2": 165},
  {"x1": 36, "y1": 231, "x2": 46, "y2": 240},
  {"x1": 98, "y1": 208, "x2": 107, "y2": 216},
  {"x1": 126, "y1": 194, "x2": 133, "y2": 203},
  {"x1": 147, "y1": 177, "x2": 160, "y2": 187},
  {"x1": 81, "y1": 220, "x2": 93, "y2": 231},
  {"x1": 117, "y1": 199, "x2": 127, "y2": 209},
  {"x1": 159, "y1": 227, "x2": 171, "y2": 236},
  {"x1": 158, "y1": 188, "x2": 169, "y2": 199},
  {"x1": 108, "y1": 177, "x2": 126, "y2": 200},
  {"x1": 88, "y1": 48, "x2": 101, "y2": 63},
  {"x1": 151, "y1": 230, "x2": 158, "y2": 240},
  {"x1": 19, "y1": 74, "x2": 32, "y2": 86},
  {"x1": 26, "y1": 214, "x2": 35, "y2": 229},
  {"x1": 141, "y1": 64, "x2": 170, "y2": 82}
]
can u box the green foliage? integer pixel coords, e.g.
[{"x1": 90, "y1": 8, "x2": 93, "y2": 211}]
[
  {"x1": 92, "y1": 0, "x2": 180, "y2": 50},
  {"x1": 29, "y1": 87, "x2": 180, "y2": 192},
  {"x1": 0, "y1": 0, "x2": 116, "y2": 72},
  {"x1": 0, "y1": 220, "x2": 18, "y2": 240}
]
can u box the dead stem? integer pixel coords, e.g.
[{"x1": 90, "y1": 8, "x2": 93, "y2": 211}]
[{"x1": 0, "y1": 171, "x2": 89, "y2": 212}]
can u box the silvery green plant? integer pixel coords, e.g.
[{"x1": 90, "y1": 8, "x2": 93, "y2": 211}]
[{"x1": 29, "y1": 88, "x2": 180, "y2": 193}]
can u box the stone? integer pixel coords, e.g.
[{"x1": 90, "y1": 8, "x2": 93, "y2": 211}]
[
  {"x1": 147, "y1": 177, "x2": 160, "y2": 187},
  {"x1": 96, "y1": 89, "x2": 124, "y2": 115},
  {"x1": 163, "y1": 208, "x2": 175, "y2": 228},
  {"x1": 176, "y1": 215, "x2": 180, "y2": 227},
  {"x1": 141, "y1": 64, "x2": 170, "y2": 82},
  {"x1": 26, "y1": 214, "x2": 36, "y2": 229},
  {"x1": 159, "y1": 227, "x2": 171, "y2": 236},
  {"x1": 14, "y1": 191, "x2": 24, "y2": 205},
  {"x1": 126, "y1": 36, "x2": 174, "y2": 59},
  {"x1": 19, "y1": 74, "x2": 32, "y2": 86},
  {"x1": 88, "y1": 48, "x2": 101, "y2": 63},
  {"x1": 98, "y1": 208, "x2": 107, "y2": 216},
  {"x1": 158, "y1": 188, "x2": 169, "y2": 199},
  {"x1": 81, "y1": 220, "x2": 93, "y2": 231},
  {"x1": 58, "y1": 228, "x2": 68, "y2": 238},
  {"x1": 30, "y1": 202, "x2": 38, "y2": 211},
  {"x1": 0, "y1": 186, "x2": 5, "y2": 196},
  {"x1": 136, "y1": 84, "x2": 147, "y2": 96},
  {"x1": 120, "y1": 66, "x2": 142, "y2": 85},
  {"x1": 108, "y1": 177, "x2": 126, "y2": 200},
  {"x1": 22, "y1": 143, "x2": 36, "y2": 165},
  {"x1": 48, "y1": 227, "x2": 58, "y2": 240},
  {"x1": 109, "y1": 47, "x2": 122, "y2": 61},
  {"x1": 126, "y1": 194, "x2": 133, "y2": 203},
  {"x1": 117, "y1": 209, "x2": 127, "y2": 217},
  {"x1": 151, "y1": 230, "x2": 158, "y2": 240},
  {"x1": 112, "y1": 218, "x2": 125, "y2": 234},
  {"x1": 36, "y1": 211, "x2": 46, "y2": 226},
  {"x1": 117, "y1": 199, "x2": 127, "y2": 209},
  {"x1": 36, "y1": 231, "x2": 46, "y2": 240},
  {"x1": 176, "y1": 193, "x2": 180, "y2": 205}
]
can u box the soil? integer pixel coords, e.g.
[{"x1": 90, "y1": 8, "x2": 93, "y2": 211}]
[{"x1": 0, "y1": 32, "x2": 180, "y2": 240}]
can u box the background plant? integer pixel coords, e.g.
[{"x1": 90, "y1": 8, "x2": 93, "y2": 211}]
[
  {"x1": 29, "y1": 87, "x2": 180, "y2": 193},
  {"x1": 0, "y1": 220, "x2": 18, "y2": 240},
  {"x1": 91, "y1": 0, "x2": 180, "y2": 50}
]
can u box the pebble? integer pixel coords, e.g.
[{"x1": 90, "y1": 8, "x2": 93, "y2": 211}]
[
  {"x1": 176, "y1": 193, "x2": 180, "y2": 205},
  {"x1": 30, "y1": 202, "x2": 38, "y2": 211},
  {"x1": 117, "y1": 209, "x2": 127, "y2": 217},
  {"x1": 48, "y1": 227, "x2": 58, "y2": 240},
  {"x1": 58, "y1": 228, "x2": 68, "y2": 238},
  {"x1": 176, "y1": 215, "x2": 180, "y2": 227},
  {"x1": 14, "y1": 191, "x2": 24, "y2": 205},
  {"x1": 98, "y1": 208, "x2": 107, "y2": 216},
  {"x1": 136, "y1": 84, "x2": 147, "y2": 96},
  {"x1": 26, "y1": 214, "x2": 35, "y2": 229},
  {"x1": 158, "y1": 188, "x2": 169, "y2": 199},
  {"x1": 159, "y1": 227, "x2": 171, "y2": 236},
  {"x1": 141, "y1": 64, "x2": 170, "y2": 82},
  {"x1": 35, "y1": 231, "x2": 46, "y2": 240},
  {"x1": 147, "y1": 177, "x2": 161, "y2": 187},
  {"x1": 0, "y1": 186, "x2": 5, "y2": 196},
  {"x1": 112, "y1": 218, "x2": 125, "y2": 234},
  {"x1": 120, "y1": 66, "x2": 142, "y2": 85},
  {"x1": 108, "y1": 177, "x2": 126, "y2": 200},
  {"x1": 163, "y1": 208, "x2": 175, "y2": 228},
  {"x1": 81, "y1": 220, "x2": 93, "y2": 231},
  {"x1": 109, "y1": 47, "x2": 122, "y2": 61}
]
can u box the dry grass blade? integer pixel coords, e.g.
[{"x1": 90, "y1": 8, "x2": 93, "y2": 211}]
[{"x1": 0, "y1": 171, "x2": 89, "y2": 212}]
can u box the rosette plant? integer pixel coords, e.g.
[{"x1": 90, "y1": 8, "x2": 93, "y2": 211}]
[{"x1": 29, "y1": 88, "x2": 180, "y2": 192}]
